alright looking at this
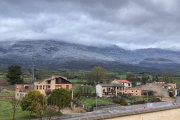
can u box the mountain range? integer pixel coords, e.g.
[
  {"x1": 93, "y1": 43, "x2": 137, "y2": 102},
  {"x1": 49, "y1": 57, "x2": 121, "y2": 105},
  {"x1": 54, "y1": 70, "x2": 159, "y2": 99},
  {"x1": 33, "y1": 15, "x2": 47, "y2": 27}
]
[{"x1": 0, "y1": 40, "x2": 180, "y2": 71}]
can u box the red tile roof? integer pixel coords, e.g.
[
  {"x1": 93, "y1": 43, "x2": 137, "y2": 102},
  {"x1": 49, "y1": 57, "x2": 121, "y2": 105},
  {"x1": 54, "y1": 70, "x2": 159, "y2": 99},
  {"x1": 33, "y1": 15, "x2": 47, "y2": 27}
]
[{"x1": 114, "y1": 79, "x2": 131, "y2": 83}]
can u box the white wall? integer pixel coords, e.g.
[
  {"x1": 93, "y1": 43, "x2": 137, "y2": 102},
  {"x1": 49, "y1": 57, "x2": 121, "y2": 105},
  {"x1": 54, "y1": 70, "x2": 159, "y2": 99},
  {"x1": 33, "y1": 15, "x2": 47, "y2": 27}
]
[{"x1": 96, "y1": 84, "x2": 102, "y2": 97}]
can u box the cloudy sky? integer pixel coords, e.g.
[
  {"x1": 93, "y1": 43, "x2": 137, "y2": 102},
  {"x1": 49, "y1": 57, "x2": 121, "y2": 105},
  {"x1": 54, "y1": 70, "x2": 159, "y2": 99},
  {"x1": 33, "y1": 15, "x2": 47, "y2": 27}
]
[{"x1": 1, "y1": 0, "x2": 180, "y2": 50}]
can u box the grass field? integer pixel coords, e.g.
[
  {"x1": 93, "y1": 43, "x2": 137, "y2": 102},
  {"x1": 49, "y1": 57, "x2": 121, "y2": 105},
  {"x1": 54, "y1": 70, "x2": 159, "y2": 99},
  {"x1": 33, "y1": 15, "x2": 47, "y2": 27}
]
[
  {"x1": 0, "y1": 73, "x2": 5, "y2": 78},
  {"x1": 0, "y1": 99, "x2": 32, "y2": 120},
  {"x1": 0, "y1": 92, "x2": 15, "y2": 96},
  {"x1": 173, "y1": 79, "x2": 180, "y2": 83},
  {"x1": 116, "y1": 74, "x2": 126, "y2": 79},
  {"x1": 0, "y1": 75, "x2": 5, "y2": 78},
  {"x1": 79, "y1": 97, "x2": 114, "y2": 111},
  {"x1": 72, "y1": 85, "x2": 96, "y2": 94},
  {"x1": 69, "y1": 79, "x2": 87, "y2": 83}
]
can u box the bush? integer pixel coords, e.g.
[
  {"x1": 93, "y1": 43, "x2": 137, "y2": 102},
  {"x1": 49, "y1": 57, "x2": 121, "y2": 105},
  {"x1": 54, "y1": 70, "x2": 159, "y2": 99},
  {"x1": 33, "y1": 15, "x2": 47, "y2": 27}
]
[
  {"x1": 113, "y1": 98, "x2": 126, "y2": 104},
  {"x1": 20, "y1": 90, "x2": 44, "y2": 114},
  {"x1": 150, "y1": 98, "x2": 161, "y2": 102}
]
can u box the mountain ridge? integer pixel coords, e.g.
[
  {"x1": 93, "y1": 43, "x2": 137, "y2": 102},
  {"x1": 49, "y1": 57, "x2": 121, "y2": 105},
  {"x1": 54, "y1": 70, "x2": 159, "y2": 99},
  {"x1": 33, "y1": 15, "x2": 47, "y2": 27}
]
[{"x1": 0, "y1": 40, "x2": 180, "y2": 71}]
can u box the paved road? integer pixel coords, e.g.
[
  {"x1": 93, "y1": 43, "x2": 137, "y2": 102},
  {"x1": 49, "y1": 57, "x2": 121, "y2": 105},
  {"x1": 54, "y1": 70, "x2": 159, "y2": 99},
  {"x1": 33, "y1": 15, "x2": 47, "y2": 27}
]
[{"x1": 60, "y1": 98, "x2": 180, "y2": 119}]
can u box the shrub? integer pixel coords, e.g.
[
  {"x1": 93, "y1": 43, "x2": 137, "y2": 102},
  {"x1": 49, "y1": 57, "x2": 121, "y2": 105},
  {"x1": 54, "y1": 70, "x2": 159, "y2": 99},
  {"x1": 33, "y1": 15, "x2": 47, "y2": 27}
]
[{"x1": 113, "y1": 98, "x2": 126, "y2": 104}]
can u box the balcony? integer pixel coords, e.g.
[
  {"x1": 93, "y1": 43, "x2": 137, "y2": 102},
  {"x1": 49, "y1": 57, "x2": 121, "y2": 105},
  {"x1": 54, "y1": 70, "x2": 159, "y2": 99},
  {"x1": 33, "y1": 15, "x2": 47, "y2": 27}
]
[{"x1": 19, "y1": 88, "x2": 31, "y2": 92}]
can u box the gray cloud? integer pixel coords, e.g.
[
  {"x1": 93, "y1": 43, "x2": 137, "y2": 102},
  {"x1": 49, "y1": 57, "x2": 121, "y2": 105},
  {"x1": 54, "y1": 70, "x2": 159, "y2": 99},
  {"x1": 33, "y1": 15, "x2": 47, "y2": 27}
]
[{"x1": 1, "y1": 0, "x2": 180, "y2": 50}]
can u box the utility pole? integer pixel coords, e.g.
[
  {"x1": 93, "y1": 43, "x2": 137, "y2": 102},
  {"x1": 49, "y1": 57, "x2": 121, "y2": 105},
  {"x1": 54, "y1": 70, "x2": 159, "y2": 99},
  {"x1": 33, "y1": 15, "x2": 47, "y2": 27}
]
[{"x1": 31, "y1": 57, "x2": 35, "y2": 89}]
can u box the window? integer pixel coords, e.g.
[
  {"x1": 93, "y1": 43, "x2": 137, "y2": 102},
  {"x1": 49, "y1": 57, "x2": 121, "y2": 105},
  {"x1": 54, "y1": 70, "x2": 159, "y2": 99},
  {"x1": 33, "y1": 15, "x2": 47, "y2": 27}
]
[
  {"x1": 132, "y1": 91, "x2": 133, "y2": 92},
  {"x1": 48, "y1": 86, "x2": 50, "y2": 88},
  {"x1": 128, "y1": 83, "x2": 130, "y2": 86},
  {"x1": 43, "y1": 85, "x2": 44, "y2": 90},
  {"x1": 125, "y1": 91, "x2": 126, "y2": 92},
  {"x1": 66, "y1": 85, "x2": 69, "y2": 89},
  {"x1": 37, "y1": 85, "x2": 38, "y2": 89},
  {"x1": 56, "y1": 78, "x2": 62, "y2": 84},
  {"x1": 136, "y1": 90, "x2": 137, "y2": 92},
  {"x1": 47, "y1": 80, "x2": 51, "y2": 84},
  {"x1": 40, "y1": 85, "x2": 42, "y2": 90},
  {"x1": 107, "y1": 88, "x2": 110, "y2": 92},
  {"x1": 25, "y1": 86, "x2": 29, "y2": 89},
  {"x1": 136, "y1": 94, "x2": 137, "y2": 95},
  {"x1": 105, "y1": 93, "x2": 108, "y2": 95}
]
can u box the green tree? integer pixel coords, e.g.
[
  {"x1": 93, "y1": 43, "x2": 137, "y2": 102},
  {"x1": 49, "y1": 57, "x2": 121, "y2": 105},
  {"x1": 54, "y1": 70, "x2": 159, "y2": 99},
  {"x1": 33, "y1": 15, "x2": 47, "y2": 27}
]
[
  {"x1": 170, "y1": 72, "x2": 173, "y2": 83},
  {"x1": 11, "y1": 96, "x2": 20, "y2": 120},
  {"x1": 162, "y1": 71, "x2": 169, "y2": 83},
  {"x1": 35, "y1": 72, "x2": 43, "y2": 81},
  {"x1": 47, "y1": 88, "x2": 71, "y2": 113},
  {"x1": 6, "y1": 65, "x2": 23, "y2": 85},
  {"x1": 141, "y1": 75, "x2": 147, "y2": 85},
  {"x1": 90, "y1": 66, "x2": 106, "y2": 83},
  {"x1": 155, "y1": 76, "x2": 159, "y2": 82},
  {"x1": 20, "y1": 90, "x2": 44, "y2": 115},
  {"x1": 126, "y1": 73, "x2": 137, "y2": 86}
]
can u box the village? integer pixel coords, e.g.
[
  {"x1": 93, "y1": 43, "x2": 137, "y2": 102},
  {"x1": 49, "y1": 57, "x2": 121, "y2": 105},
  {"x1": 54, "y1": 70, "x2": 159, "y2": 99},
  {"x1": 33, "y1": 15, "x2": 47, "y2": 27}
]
[
  {"x1": 0, "y1": 65, "x2": 180, "y2": 120},
  {"x1": 14, "y1": 75, "x2": 180, "y2": 113}
]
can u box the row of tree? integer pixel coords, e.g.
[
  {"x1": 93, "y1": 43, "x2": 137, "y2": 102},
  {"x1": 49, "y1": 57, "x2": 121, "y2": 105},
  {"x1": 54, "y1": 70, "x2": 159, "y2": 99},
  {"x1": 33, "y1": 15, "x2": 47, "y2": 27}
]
[
  {"x1": 5, "y1": 65, "x2": 175, "y2": 86},
  {"x1": 11, "y1": 88, "x2": 71, "y2": 120},
  {"x1": 126, "y1": 71, "x2": 174, "y2": 86}
]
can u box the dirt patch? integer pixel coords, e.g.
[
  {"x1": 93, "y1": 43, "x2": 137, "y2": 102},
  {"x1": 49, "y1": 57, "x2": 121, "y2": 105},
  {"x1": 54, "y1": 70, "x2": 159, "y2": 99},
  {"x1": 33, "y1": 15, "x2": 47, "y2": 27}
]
[{"x1": 0, "y1": 96, "x2": 14, "y2": 99}]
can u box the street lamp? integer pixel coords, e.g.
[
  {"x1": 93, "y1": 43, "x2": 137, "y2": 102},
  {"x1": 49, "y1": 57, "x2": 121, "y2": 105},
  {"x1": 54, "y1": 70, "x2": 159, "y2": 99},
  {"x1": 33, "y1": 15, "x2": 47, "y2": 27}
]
[{"x1": 94, "y1": 81, "x2": 97, "y2": 110}]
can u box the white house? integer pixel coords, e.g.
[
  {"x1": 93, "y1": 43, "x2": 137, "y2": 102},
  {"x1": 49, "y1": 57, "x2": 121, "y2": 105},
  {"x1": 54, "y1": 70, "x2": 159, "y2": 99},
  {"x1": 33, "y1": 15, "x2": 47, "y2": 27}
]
[
  {"x1": 96, "y1": 83, "x2": 124, "y2": 97},
  {"x1": 111, "y1": 79, "x2": 132, "y2": 88}
]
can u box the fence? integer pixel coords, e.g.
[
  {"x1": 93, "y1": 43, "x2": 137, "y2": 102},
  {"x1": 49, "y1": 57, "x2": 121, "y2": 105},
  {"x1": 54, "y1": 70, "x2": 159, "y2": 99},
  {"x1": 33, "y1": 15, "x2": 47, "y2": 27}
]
[
  {"x1": 67, "y1": 105, "x2": 180, "y2": 120},
  {"x1": 93, "y1": 104, "x2": 117, "y2": 111}
]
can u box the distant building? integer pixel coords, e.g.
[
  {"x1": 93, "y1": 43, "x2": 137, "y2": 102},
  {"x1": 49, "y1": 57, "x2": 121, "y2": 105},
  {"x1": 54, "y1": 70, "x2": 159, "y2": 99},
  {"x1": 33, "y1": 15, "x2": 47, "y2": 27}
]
[
  {"x1": 111, "y1": 79, "x2": 132, "y2": 88},
  {"x1": 141, "y1": 83, "x2": 169, "y2": 97},
  {"x1": 96, "y1": 84, "x2": 124, "y2": 97},
  {"x1": 136, "y1": 82, "x2": 142, "y2": 86},
  {"x1": 154, "y1": 81, "x2": 165, "y2": 85},
  {"x1": 124, "y1": 87, "x2": 141, "y2": 96},
  {"x1": 15, "y1": 76, "x2": 73, "y2": 100},
  {"x1": 167, "y1": 83, "x2": 180, "y2": 89}
]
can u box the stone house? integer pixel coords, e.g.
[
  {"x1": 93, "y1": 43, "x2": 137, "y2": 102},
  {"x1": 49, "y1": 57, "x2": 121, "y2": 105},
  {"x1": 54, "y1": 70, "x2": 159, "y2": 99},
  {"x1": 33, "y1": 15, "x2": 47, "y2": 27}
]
[
  {"x1": 34, "y1": 76, "x2": 72, "y2": 97},
  {"x1": 15, "y1": 76, "x2": 73, "y2": 100},
  {"x1": 96, "y1": 84, "x2": 124, "y2": 97}
]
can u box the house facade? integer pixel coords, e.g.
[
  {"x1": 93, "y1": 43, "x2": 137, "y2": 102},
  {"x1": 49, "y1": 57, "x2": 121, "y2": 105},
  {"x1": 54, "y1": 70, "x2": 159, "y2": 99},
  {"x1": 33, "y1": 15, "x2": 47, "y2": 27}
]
[
  {"x1": 15, "y1": 76, "x2": 72, "y2": 100},
  {"x1": 96, "y1": 84, "x2": 124, "y2": 97},
  {"x1": 124, "y1": 87, "x2": 141, "y2": 96},
  {"x1": 15, "y1": 84, "x2": 33, "y2": 100},
  {"x1": 34, "y1": 76, "x2": 72, "y2": 97},
  {"x1": 111, "y1": 79, "x2": 132, "y2": 88}
]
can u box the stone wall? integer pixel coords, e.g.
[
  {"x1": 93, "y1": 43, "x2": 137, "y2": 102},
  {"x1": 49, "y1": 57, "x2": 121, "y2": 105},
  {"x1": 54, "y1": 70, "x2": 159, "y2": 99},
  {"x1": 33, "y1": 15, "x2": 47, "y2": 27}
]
[{"x1": 71, "y1": 102, "x2": 86, "y2": 113}]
